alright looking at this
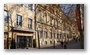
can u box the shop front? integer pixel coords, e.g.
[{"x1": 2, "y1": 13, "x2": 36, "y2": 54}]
[{"x1": 17, "y1": 36, "x2": 32, "y2": 49}]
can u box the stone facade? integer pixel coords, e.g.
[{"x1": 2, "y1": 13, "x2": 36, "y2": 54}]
[
  {"x1": 35, "y1": 4, "x2": 80, "y2": 48},
  {"x1": 4, "y1": 4, "x2": 35, "y2": 49},
  {"x1": 4, "y1": 4, "x2": 80, "y2": 49}
]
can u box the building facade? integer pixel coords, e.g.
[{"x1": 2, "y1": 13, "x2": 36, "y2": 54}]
[
  {"x1": 4, "y1": 4, "x2": 35, "y2": 49},
  {"x1": 35, "y1": 4, "x2": 80, "y2": 48},
  {"x1": 4, "y1": 4, "x2": 80, "y2": 49}
]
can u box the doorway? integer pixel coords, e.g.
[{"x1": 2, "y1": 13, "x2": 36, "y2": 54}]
[{"x1": 17, "y1": 36, "x2": 32, "y2": 48}]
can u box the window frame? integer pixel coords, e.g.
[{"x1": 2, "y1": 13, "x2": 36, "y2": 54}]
[
  {"x1": 54, "y1": 33, "x2": 55, "y2": 38},
  {"x1": 28, "y1": 4, "x2": 33, "y2": 11},
  {"x1": 38, "y1": 28, "x2": 42, "y2": 38},
  {"x1": 4, "y1": 10, "x2": 8, "y2": 24},
  {"x1": 57, "y1": 33, "x2": 59, "y2": 39},
  {"x1": 44, "y1": 29, "x2": 47, "y2": 38},
  {"x1": 45, "y1": 41, "x2": 47, "y2": 45},
  {"x1": 37, "y1": 10, "x2": 41, "y2": 21},
  {"x1": 17, "y1": 4, "x2": 23, "y2": 7},
  {"x1": 28, "y1": 18, "x2": 32, "y2": 29},
  {"x1": 50, "y1": 41, "x2": 52, "y2": 44},
  {"x1": 16, "y1": 14, "x2": 22, "y2": 27},
  {"x1": 50, "y1": 30, "x2": 52, "y2": 38},
  {"x1": 44, "y1": 13, "x2": 47, "y2": 23}
]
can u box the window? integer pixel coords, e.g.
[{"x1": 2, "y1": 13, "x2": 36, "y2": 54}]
[
  {"x1": 57, "y1": 22, "x2": 59, "y2": 28},
  {"x1": 50, "y1": 41, "x2": 52, "y2": 44},
  {"x1": 23, "y1": 4, "x2": 27, "y2": 8},
  {"x1": 44, "y1": 29, "x2": 47, "y2": 38},
  {"x1": 38, "y1": 31, "x2": 41, "y2": 38},
  {"x1": 60, "y1": 12, "x2": 62, "y2": 16},
  {"x1": 37, "y1": 11, "x2": 41, "y2": 21},
  {"x1": 38, "y1": 28, "x2": 42, "y2": 38},
  {"x1": 55, "y1": 10, "x2": 56, "y2": 15},
  {"x1": 45, "y1": 41, "x2": 47, "y2": 44},
  {"x1": 52, "y1": 19, "x2": 54, "y2": 26},
  {"x1": 57, "y1": 34, "x2": 59, "y2": 39},
  {"x1": 54, "y1": 41, "x2": 55, "y2": 44},
  {"x1": 60, "y1": 34, "x2": 61, "y2": 38},
  {"x1": 16, "y1": 15, "x2": 22, "y2": 27},
  {"x1": 28, "y1": 18, "x2": 32, "y2": 29},
  {"x1": 50, "y1": 16, "x2": 52, "y2": 25},
  {"x1": 4, "y1": 10, "x2": 8, "y2": 23},
  {"x1": 50, "y1": 20, "x2": 52, "y2": 25},
  {"x1": 48, "y1": 15, "x2": 50, "y2": 25},
  {"x1": 17, "y1": 4, "x2": 23, "y2": 6},
  {"x1": 67, "y1": 34, "x2": 70, "y2": 38},
  {"x1": 44, "y1": 14, "x2": 47, "y2": 23},
  {"x1": 54, "y1": 33, "x2": 55, "y2": 38},
  {"x1": 50, "y1": 30, "x2": 52, "y2": 38},
  {"x1": 55, "y1": 20, "x2": 58, "y2": 27},
  {"x1": 56, "y1": 33, "x2": 57, "y2": 38},
  {"x1": 28, "y1": 4, "x2": 33, "y2": 10}
]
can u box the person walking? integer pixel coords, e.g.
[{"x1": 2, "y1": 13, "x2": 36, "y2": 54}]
[
  {"x1": 64, "y1": 42, "x2": 67, "y2": 49},
  {"x1": 61, "y1": 41, "x2": 63, "y2": 48}
]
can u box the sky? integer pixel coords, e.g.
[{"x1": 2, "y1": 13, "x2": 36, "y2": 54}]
[{"x1": 60, "y1": 4, "x2": 76, "y2": 19}]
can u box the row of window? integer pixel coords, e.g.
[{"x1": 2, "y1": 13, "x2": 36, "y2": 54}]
[
  {"x1": 17, "y1": 4, "x2": 33, "y2": 11},
  {"x1": 45, "y1": 5, "x2": 60, "y2": 16},
  {"x1": 4, "y1": 10, "x2": 32, "y2": 29},
  {"x1": 37, "y1": 12, "x2": 59, "y2": 27},
  {"x1": 38, "y1": 29, "x2": 61, "y2": 38}
]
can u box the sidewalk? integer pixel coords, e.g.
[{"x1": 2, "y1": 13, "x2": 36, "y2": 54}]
[
  {"x1": 67, "y1": 41, "x2": 80, "y2": 49},
  {"x1": 41, "y1": 41, "x2": 80, "y2": 49}
]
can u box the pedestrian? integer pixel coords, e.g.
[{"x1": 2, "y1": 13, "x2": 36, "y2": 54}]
[
  {"x1": 53, "y1": 41, "x2": 55, "y2": 49},
  {"x1": 79, "y1": 38, "x2": 80, "y2": 42},
  {"x1": 64, "y1": 42, "x2": 67, "y2": 49},
  {"x1": 61, "y1": 41, "x2": 63, "y2": 47}
]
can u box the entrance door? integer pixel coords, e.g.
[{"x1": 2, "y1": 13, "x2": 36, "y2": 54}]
[
  {"x1": 17, "y1": 36, "x2": 32, "y2": 49},
  {"x1": 25, "y1": 36, "x2": 32, "y2": 47}
]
